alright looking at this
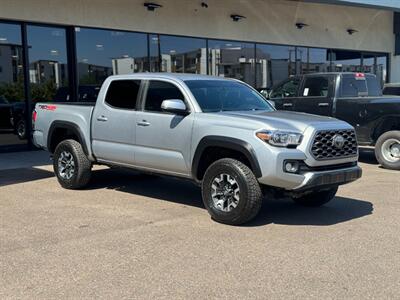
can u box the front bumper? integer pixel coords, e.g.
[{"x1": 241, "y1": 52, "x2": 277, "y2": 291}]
[{"x1": 292, "y1": 165, "x2": 362, "y2": 192}]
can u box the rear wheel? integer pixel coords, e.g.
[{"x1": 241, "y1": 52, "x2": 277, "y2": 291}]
[
  {"x1": 53, "y1": 139, "x2": 92, "y2": 189},
  {"x1": 292, "y1": 187, "x2": 338, "y2": 207},
  {"x1": 375, "y1": 131, "x2": 400, "y2": 170},
  {"x1": 201, "y1": 158, "x2": 262, "y2": 225}
]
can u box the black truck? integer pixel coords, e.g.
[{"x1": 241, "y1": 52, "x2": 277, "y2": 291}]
[{"x1": 267, "y1": 72, "x2": 400, "y2": 170}]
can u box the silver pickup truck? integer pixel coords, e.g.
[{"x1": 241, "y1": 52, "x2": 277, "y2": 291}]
[{"x1": 33, "y1": 73, "x2": 362, "y2": 225}]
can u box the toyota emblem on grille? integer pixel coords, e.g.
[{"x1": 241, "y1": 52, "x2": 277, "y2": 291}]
[{"x1": 332, "y1": 134, "x2": 345, "y2": 149}]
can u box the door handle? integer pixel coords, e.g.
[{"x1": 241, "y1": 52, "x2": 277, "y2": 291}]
[
  {"x1": 283, "y1": 103, "x2": 293, "y2": 107},
  {"x1": 97, "y1": 115, "x2": 108, "y2": 122},
  {"x1": 137, "y1": 120, "x2": 151, "y2": 127},
  {"x1": 318, "y1": 103, "x2": 329, "y2": 107}
]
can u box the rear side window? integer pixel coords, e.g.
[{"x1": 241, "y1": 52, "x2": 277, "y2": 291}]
[
  {"x1": 144, "y1": 81, "x2": 185, "y2": 112},
  {"x1": 341, "y1": 76, "x2": 367, "y2": 97},
  {"x1": 302, "y1": 77, "x2": 329, "y2": 97},
  {"x1": 105, "y1": 80, "x2": 141, "y2": 109},
  {"x1": 366, "y1": 76, "x2": 382, "y2": 96}
]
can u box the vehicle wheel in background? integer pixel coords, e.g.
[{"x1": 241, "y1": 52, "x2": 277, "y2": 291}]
[
  {"x1": 16, "y1": 119, "x2": 26, "y2": 140},
  {"x1": 53, "y1": 139, "x2": 92, "y2": 189},
  {"x1": 201, "y1": 158, "x2": 263, "y2": 225},
  {"x1": 291, "y1": 187, "x2": 338, "y2": 207},
  {"x1": 375, "y1": 131, "x2": 400, "y2": 170}
]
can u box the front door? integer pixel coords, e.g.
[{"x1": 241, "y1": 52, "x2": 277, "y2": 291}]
[
  {"x1": 91, "y1": 79, "x2": 140, "y2": 164},
  {"x1": 292, "y1": 75, "x2": 334, "y2": 116},
  {"x1": 135, "y1": 80, "x2": 194, "y2": 176}
]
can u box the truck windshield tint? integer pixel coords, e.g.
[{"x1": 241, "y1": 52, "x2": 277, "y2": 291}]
[
  {"x1": 341, "y1": 75, "x2": 382, "y2": 97},
  {"x1": 185, "y1": 80, "x2": 274, "y2": 112}
]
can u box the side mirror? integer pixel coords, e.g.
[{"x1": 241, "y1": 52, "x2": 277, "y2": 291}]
[{"x1": 161, "y1": 99, "x2": 188, "y2": 115}]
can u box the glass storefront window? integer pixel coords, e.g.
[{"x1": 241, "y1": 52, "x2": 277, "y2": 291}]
[
  {"x1": 76, "y1": 28, "x2": 147, "y2": 100},
  {"x1": 255, "y1": 44, "x2": 296, "y2": 89},
  {"x1": 27, "y1": 25, "x2": 69, "y2": 103},
  {"x1": 330, "y1": 50, "x2": 362, "y2": 73},
  {"x1": 149, "y1": 34, "x2": 207, "y2": 74},
  {"x1": 0, "y1": 23, "x2": 26, "y2": 148},
  {"x1": 376, "y1": 55, "x2": 387, "y2": 86},
  {"x1": 298, "y1": 48, "x2": 330, "y2": 74},
  {"x1": 208, "y1": 40, "x2": 255, "y2": 86}
]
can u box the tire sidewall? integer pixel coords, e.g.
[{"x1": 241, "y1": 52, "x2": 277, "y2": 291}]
[
  {"x1": 53, "y1": 141, "x2": 81, "y2": 188},
  {"x1": 375, "y1": 131, "x2": 400, "y2": 170},
  {"x1": 202, "y1": 160, "x2": 252, "y2": 223}
]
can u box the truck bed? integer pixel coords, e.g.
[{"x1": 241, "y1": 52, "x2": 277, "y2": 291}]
[{"x1": 33, "y1": 102, "x2": 95, "y2": 156}]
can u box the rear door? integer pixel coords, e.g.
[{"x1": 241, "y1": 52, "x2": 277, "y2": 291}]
[
  {"x1": 292, "y1": 75, "x2": 334, "y2": 116},
  {"x1": 269, "y1": 77, "x2": 301, "y2": 111},
  {"x1": 91, "y1": 79, "x2": 141, "y2": 164},
  {"x1": 134, "y1": 80, "x2": 194, "y2": 175}
]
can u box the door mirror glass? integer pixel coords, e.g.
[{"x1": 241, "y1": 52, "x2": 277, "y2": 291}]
[{"x1": 161, "y1": 99, "x2": 188, "y2": 115}]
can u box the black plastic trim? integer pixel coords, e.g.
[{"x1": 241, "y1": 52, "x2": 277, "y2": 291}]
[
  {"x1": 47, "y1": 121, "x2": 88, "y2": 155},
  {"x1": 192, "y1": 136, "x2": 262, "y2": 180}
]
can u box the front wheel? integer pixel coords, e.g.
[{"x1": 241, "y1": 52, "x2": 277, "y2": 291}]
[
  {"x1": 292, "y1": 187, "x2": 338, "y2": 207},
  {"x1": 201, "y1": 158, "x2": 263, "y2": 225},
  {"x1": 375, "y1": 131, "x2": 400, "y2": 170},
  {"x1": 53, "y1": 139, "x2": 92, "y2": 189}
]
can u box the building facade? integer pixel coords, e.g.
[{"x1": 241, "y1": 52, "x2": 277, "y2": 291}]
[{"x1": 0, "y1": 0, "x2": 399, "y2": 151}]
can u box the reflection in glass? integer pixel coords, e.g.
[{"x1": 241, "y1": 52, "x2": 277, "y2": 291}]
[
  {"x1": 376, "y1": 55, "x2": 387, "y2": 86},
  {"x1": 0, "y1": 22, "x2": 26, "y2": 147},
  {"x1": 28, "y1": 25, "x2": 69, "y2": 103},
  {"x1": 149, "y1": 34, "x2": 207, "y2": 74},
  {"x1": 208, "y1": 40, "x2": 255, "y2": 86},
  {"x1": 298, "y1": 48, "x2": 330, "y2": 74},
  {"x1": 256, "y1": 44, "x2": 295, "y2": 89},
  {"x1": 76, "y1": 28, "x2": 147, "y2": 93},
  {"x1": 330, "y1": 50, "x2": 362, "y2": 73}
]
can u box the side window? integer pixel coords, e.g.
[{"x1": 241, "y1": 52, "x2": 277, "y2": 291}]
[
  {"x1": 341, "y1": 76, "x2": 367, "y2": 97},
  {"x1": 144, "y1": 81, "x2": 185, "y2": 112},
  {"x1": 302, "y1": 77, "x2": 329, "y2": 97},
  {"x1": 270, "y1": 78, "x2": 300, "y2": 98},
  {"x1": 105, "y1": 80, "x2": 141, "y2": 109}
]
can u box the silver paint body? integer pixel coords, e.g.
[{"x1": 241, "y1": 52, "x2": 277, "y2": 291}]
[{"x1": 33, "y1": 73, "x2": 359, "y2": 190}]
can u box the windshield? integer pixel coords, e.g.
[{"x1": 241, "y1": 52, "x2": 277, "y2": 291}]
[{"x1": 185, "y1": 80, "x2": 274, "y2": 112}]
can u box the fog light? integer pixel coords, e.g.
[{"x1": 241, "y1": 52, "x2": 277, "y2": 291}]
[{"x1": 284, "y1": 161, "x2": 299, "y2": 173}]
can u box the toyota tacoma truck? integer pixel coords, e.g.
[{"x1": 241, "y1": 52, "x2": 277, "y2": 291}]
[
  {"x1": 268, "y1": 72, "x2": 400, "y2": 170},
  {"x1": 32, "y1": 73, "x2": 362, "y2": 225}
]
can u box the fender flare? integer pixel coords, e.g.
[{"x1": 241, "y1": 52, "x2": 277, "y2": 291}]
[
  {"x1": 47, "y1": 121, "x2": 89, "y2": 155},
  {"x1": 191, "y1": 136, "x2": 262, "y2": 180}
]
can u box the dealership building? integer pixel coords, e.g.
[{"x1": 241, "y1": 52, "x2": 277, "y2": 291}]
[{"x1": 0, "y1": 0, "x2": 400, "y2": 151}]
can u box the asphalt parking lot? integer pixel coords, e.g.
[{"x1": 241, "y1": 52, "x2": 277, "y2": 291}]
[{"x1": 0, "y1": 149, "x2": 399, "y2": 299}]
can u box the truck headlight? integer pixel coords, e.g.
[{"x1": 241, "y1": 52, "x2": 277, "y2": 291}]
[{"x1": 256, "y1": 130, "x2": 303, "y2": 147}]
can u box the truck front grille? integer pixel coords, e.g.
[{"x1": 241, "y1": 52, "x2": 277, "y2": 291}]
[{"x1": 311, "y1": 129, "x2": 358, "y2": 160}]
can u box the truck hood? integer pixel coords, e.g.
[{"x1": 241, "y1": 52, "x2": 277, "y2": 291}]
[{"x1": 217, "y1": 110, "x2": 347, "y2": 133}]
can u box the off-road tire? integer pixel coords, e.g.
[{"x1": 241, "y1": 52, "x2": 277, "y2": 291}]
[
  {"x1": 292, "y1": 187, "x2": 338, "y2": 207},
  {"x1": 53, "y1": 139, "x2": 92, "y2": 189},
  {"x1": 201, "y1": 158, "x2": 263, "y2": 225},
  {"x1": 375, "y1": 130, "x2": 400, "y2": 170}
]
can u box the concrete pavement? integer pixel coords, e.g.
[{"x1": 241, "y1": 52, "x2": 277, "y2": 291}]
[{"x1": 0, "y1": 149, "x2": 399, "y2": 299}]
